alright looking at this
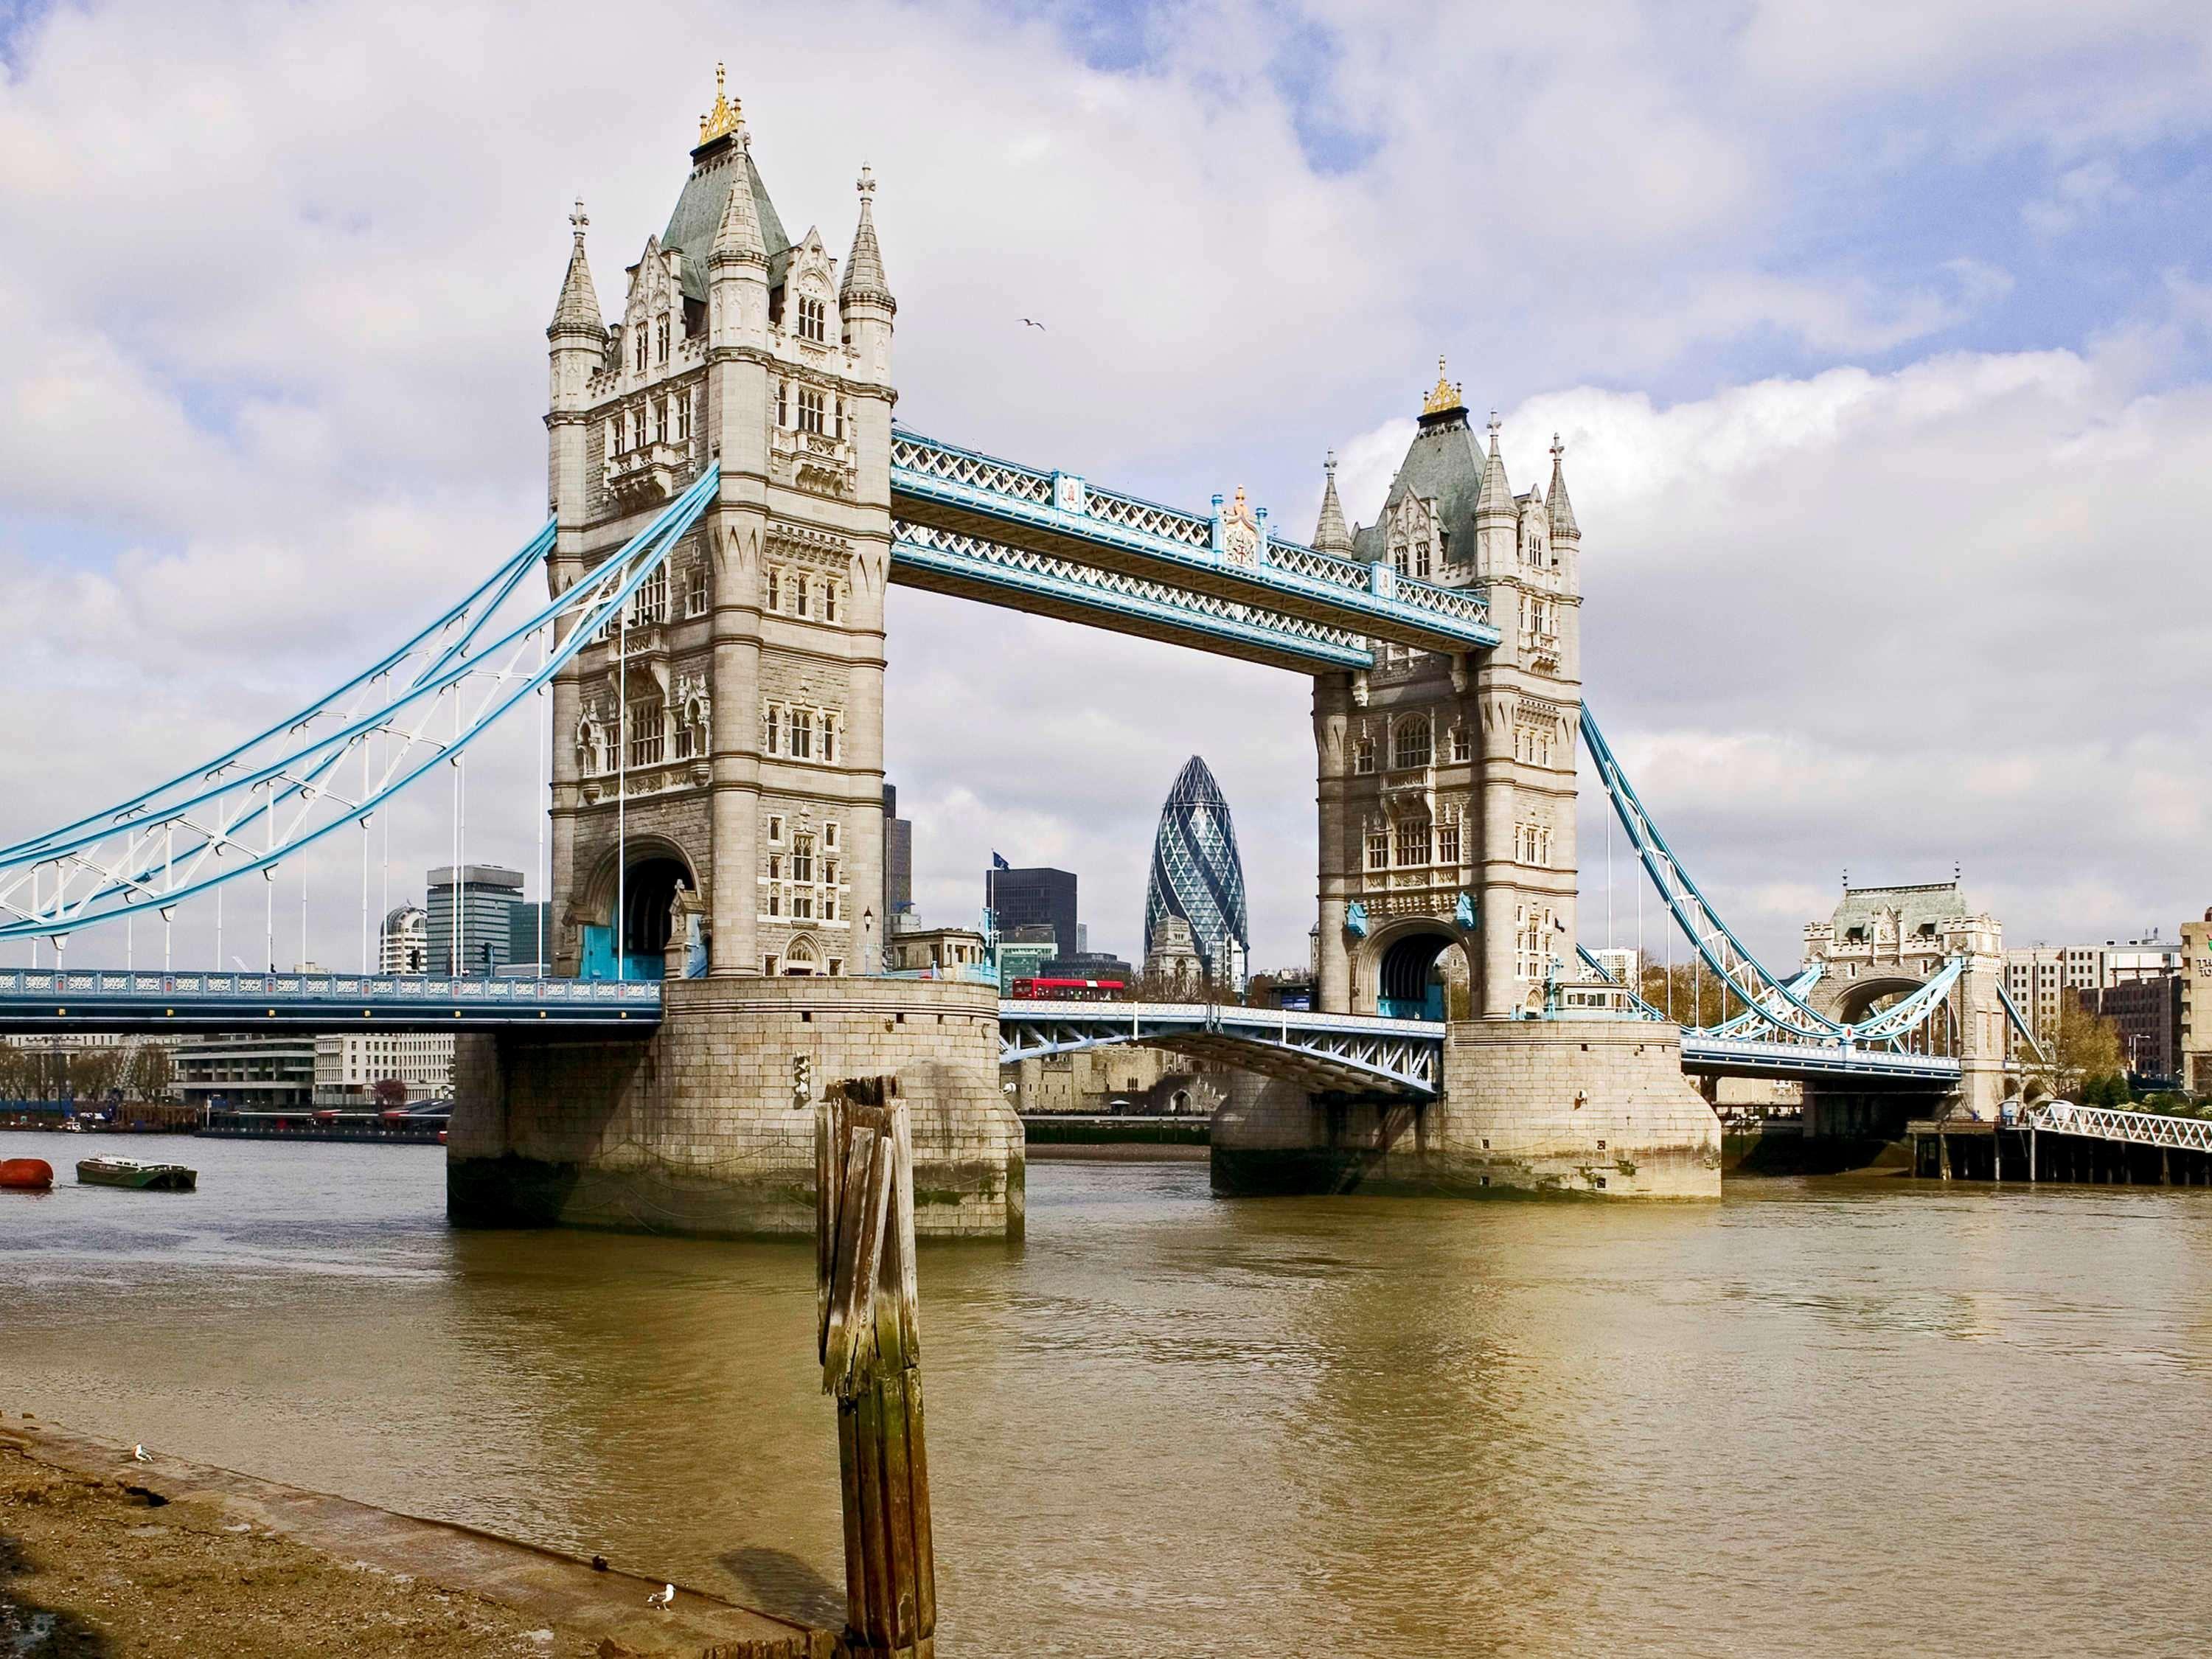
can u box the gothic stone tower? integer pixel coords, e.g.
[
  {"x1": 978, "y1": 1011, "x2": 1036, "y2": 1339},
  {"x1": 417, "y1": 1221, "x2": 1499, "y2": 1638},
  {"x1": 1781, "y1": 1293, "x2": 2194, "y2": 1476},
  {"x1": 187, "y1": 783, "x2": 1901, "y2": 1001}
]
[
  {"x1": 451, "y1": 69, "x2": 1021, "y2": 1238},
  {"x1": 1215, "y1": 365, "x2": 1717, "y2": 1200},
  {"x1": 546, "y1": 69, "x2": 892, "y2": 980},
  {"x1": 1311, "y1": 366, "x2": 1582, "y2": 1021}
]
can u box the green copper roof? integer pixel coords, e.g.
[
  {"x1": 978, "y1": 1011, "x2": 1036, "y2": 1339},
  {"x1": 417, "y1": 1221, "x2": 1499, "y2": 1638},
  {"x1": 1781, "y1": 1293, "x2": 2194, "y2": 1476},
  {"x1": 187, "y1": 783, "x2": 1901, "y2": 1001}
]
[
  {"x1": 1352, "y1": 409, "x2": 1488, "y2": 567},
  {"x1": 661, "y1": 136, "x2": 791, "y2": 302}
]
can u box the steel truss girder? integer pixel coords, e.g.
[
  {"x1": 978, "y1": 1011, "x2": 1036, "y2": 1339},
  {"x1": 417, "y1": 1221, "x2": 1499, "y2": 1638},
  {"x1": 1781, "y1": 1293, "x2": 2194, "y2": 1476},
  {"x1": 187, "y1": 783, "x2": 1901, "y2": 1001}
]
[
  {"x1": 890, "y1": 524, "x2": 1372, "y2": 672},
  {"x1": 890, "y1": 431, "x2": 1499, "y2": 655},
  {"x1": 996, "y1": 1000, "x2": 1443, "y2": 1097},
  {"x1": 0, "y1": 470, "x2": 719, "y2": 942},
  {"x1": 2026, "y1": 1100, "x2": 2212, "y2": 1154}
]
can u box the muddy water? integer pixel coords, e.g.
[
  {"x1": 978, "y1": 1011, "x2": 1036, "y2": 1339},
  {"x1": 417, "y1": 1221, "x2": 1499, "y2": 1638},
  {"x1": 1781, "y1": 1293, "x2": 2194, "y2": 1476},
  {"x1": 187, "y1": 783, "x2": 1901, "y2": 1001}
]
[{"x1": 5, "y1": 1129, "x2": 2211, "y2": 1656}]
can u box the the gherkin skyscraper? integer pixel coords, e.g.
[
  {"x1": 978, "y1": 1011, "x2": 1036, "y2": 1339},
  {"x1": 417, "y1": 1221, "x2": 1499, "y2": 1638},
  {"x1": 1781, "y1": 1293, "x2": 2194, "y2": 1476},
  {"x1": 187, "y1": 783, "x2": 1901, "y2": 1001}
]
[{"x1": 1144, "y1": 756, "x2": 1250, "y2": 987}]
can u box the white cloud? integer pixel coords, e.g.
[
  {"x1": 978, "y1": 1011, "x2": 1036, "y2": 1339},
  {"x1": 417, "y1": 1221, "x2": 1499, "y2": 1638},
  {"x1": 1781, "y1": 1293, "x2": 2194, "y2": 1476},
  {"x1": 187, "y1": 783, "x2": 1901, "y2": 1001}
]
[{"x1": 2, "y1": 0, "x2": 2211, "y2": 976}]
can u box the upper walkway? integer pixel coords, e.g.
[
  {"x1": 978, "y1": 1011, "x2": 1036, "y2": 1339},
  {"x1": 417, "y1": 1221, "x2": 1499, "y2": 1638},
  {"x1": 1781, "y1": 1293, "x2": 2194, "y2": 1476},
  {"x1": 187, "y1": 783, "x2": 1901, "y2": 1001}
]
[{"x1": 888, "y1": 429, "x2": 1501, "y2": 671}]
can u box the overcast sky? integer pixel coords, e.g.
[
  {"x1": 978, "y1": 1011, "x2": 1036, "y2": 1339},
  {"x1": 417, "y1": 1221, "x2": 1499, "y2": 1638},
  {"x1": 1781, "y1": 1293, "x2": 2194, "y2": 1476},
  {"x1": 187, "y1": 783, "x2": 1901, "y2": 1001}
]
[{"x1": 4, "y1": 0, "x2": 2210, "y2": 974}]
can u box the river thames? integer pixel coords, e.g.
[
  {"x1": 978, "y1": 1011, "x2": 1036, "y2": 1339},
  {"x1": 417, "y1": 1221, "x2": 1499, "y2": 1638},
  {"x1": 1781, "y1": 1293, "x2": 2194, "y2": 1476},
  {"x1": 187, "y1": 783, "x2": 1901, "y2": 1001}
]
[{"x1": 5, "y1": 1130, "x2": 2210, "y2": 1656}]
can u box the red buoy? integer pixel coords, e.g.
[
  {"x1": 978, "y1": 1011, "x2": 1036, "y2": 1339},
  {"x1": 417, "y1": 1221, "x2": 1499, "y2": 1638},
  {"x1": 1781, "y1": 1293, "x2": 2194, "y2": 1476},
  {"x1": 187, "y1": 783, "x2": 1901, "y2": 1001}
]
[{"x1": 0, "y1": 1158, "x2": 55, "y2": 1192}]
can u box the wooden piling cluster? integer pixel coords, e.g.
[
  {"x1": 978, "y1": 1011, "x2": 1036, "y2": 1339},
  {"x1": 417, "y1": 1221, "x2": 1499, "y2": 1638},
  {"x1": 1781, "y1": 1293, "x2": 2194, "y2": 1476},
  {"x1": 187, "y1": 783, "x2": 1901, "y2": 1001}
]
[{"x1": 816, "y1": 1075, "x2": 936, "y2": 1659}]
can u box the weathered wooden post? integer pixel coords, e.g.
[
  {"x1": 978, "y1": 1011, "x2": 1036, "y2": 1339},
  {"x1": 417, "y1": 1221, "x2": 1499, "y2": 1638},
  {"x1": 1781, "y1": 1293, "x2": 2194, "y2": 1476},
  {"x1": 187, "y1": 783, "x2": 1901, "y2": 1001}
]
[{"x1": 816, "y1": 1074, "x2": 936, "y2": 1659}]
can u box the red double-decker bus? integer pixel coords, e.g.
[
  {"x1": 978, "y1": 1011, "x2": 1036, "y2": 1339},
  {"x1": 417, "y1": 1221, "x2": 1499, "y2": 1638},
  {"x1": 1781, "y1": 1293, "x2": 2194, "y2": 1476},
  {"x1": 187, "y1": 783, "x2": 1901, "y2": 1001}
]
[{"x1": 1008, "y1": 976, "x2": 1127, "y2": 1001}]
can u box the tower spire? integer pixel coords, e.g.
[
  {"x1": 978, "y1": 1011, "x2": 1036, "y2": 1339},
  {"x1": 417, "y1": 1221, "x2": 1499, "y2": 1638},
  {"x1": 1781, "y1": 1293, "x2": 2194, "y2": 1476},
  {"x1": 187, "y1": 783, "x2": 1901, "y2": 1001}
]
[
  {"x1": 548, "y1": 198, "x2": 605, "y2": 337},
  {"x1": 711, "y1": 159, "x2": 767, "y2": 266},
  {"x1": 698, "y1": 61, "x2": 743, "y2": 146},
  {"x1": 1421, "y1": 355, "x2": 1464, "y2": 418},
  {"x1": 1546, "y1": 431, "x2": 1579, "y2": 540},
  {"x1": 840, "y1": 165, "x2": 895, "y2": 311},
  {"x1": 1312, "y1": 450, "x2": 1353, "y2": 554},
  {"x1": 1475, "y1": 411, "x2": 1512, "y2": 518}
]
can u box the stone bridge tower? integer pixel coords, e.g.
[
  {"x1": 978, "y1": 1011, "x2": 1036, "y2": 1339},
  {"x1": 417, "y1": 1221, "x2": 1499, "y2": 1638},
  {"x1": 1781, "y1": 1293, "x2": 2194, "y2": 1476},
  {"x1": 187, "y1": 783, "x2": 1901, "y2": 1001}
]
[
  {"x1": 1311, "y1": 367, "x2": 1582, "y2": 1021},
  {"x1": 1216, "y1": 366, "x2": 1717, "y2": 1202},
  {"x1": 451, "y1": 69, "x2": 1020, "y2": 1240},
  {"x1": 1801, "y1": 880, "x2": 2007, "y2": 1131},
  {"x1": 545, "y1": 67, "x2": 894, "y2": 983}
]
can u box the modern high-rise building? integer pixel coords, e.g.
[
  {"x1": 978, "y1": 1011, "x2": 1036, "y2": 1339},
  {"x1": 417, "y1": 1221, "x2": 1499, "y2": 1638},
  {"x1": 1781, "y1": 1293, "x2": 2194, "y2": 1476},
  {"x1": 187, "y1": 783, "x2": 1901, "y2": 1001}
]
[
  {"x1": 507, "y1": 901, "x2": 553, "y2": 971},
  {"x1": 378, "y1": 905, "x2": 428, "y2": 975},
  {"x1": 425, "y1": 865, "x2": 524, "y2": 976},
  {"x1": 987, "y1": 864, "x2": 1077, "y2": 959},
  {"x1": 1144, "y1": 756, "x2": 1249, "y2": 988},
  {"x1": 883, "y1": 782, "x2": 913, "y2": 939}
]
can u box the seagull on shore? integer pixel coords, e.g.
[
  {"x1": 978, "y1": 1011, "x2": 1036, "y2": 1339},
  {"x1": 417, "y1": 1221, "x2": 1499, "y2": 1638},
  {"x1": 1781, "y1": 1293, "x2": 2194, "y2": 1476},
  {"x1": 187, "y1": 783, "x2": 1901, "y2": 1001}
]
[
  {"x1": 647, "y1": 1584, "x2": 675, "y2": 1609},
  {"x1": 132, "y1": 1444, "x2": 151, "y2": 1463}
]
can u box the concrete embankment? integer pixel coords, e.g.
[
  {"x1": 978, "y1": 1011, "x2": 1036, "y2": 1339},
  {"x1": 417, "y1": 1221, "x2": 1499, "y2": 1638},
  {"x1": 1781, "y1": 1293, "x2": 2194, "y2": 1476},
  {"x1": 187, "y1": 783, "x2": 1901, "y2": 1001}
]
[{"x1": 0, "y1": 1416, "x2": 831, "y2": 1658}]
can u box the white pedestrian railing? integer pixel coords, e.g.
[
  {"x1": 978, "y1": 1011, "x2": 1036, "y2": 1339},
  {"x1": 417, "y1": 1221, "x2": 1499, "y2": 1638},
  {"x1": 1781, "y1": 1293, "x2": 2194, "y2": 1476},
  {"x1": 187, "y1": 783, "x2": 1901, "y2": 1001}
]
[{"x1": 2025, "y1": 1100, "x2": 2212, "y2": 1154}]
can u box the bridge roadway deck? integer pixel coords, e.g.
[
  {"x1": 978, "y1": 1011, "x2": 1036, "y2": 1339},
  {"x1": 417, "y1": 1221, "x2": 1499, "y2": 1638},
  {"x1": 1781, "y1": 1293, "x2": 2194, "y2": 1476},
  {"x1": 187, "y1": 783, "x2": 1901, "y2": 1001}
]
[
  {"x1": 0, "y1": 974, "x2": 1964, "y2": 1090},
  {"x1": 0, "y1": 969, "x2": 662, "y2": 1033}
]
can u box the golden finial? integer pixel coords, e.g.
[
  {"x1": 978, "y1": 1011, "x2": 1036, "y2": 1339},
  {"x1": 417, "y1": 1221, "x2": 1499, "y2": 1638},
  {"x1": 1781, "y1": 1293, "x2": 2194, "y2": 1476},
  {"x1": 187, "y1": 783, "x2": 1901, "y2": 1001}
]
[
  {"x1": 1422, "y1": 354, "x2": 1464, "y2": 417},
  {"x1": 698, "y1": 62, "x2": 742, "y2": 145}
]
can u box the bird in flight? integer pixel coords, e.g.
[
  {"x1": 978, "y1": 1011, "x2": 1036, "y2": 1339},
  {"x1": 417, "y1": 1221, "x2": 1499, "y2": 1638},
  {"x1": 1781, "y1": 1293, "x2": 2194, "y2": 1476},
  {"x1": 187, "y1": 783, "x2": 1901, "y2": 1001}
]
[
  {"x1": 647, "y1": 1584, "x2": 676, "y2": 1609},
  {"x1": 1020, "y1": 317, "x2": 1046, "y2": 330}
]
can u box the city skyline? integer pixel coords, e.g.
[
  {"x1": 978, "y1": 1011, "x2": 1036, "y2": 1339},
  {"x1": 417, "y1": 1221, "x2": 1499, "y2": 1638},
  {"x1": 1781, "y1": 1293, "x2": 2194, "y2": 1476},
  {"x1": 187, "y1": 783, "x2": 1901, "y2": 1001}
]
[{"x1": 4, "y1": 4, "x2": 2211, "y2": 973}]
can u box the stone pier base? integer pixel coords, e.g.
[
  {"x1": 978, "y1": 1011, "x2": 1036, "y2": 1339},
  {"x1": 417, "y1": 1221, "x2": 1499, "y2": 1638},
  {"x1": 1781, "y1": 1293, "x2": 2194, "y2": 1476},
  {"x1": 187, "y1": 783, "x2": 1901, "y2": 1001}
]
[
  {"x1": 447, "y1": 977, "x2": 1023, "y2": 1238},
  {"x1": 1212, "y1": 1018, "x2": 1720, "y2": 1200}
]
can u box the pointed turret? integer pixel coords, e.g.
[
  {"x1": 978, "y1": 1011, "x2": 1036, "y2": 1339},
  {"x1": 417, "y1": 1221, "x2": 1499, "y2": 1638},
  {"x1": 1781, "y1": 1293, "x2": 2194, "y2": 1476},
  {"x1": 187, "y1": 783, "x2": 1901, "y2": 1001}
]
[
  {"x1": 1545, "y1": 433, "x2": 1579, "y2": 541},
  {"x1": 839, "y1": 165, "x2": 896, "y2": 313},
  {"x1": 840, "y1": 167, "x2": 896, "y2": 385},
  {"x1": 549, "y1": 200, "x2": 606, "y2": 340},
  {"x1": 1475, "y1": 412, "x2": 1513, "y2": 518},
  {"x1": 1312, "y1": 451, "x2": 1354, "y2": 554},
  {"x1": 710, "y1": 158, "x2": 768, "y2": 268}
]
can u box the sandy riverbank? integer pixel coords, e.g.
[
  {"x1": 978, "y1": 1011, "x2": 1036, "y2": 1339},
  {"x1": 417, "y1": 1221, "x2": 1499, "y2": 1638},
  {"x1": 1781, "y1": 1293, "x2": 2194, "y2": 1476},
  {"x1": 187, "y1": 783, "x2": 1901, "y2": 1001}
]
[{"x1": 0, "y1": 1418, "x2": 830, "y2": 1658}]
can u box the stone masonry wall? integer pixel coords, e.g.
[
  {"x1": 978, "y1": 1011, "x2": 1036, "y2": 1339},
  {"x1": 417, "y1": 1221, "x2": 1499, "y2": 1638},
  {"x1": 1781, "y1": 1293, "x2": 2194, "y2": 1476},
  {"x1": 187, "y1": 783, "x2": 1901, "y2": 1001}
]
[
  {"x1": 1212, "y1": 1019, "x2": 1720, "y2": 1200},
  {"x1": 449, "y1": 977, "x2": 1022, "y2": 1237}
]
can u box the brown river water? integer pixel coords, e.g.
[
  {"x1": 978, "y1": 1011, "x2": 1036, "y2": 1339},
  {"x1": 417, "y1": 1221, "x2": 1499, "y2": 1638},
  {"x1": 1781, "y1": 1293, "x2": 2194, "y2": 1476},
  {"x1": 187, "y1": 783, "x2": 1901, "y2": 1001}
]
[{"x1": 5, "y1": 1129, "x2": 2211, "y2": 1656}]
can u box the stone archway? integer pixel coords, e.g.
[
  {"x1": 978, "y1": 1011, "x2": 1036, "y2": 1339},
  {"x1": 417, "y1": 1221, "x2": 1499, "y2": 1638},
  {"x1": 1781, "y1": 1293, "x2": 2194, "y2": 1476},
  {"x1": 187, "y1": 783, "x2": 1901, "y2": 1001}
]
[
  {"x1": 576, "y1": 836, "x2": 699, "y2": 981},
  {"x1": 1354, "y1": 919, "x2": 1470, "y2": 1020}
]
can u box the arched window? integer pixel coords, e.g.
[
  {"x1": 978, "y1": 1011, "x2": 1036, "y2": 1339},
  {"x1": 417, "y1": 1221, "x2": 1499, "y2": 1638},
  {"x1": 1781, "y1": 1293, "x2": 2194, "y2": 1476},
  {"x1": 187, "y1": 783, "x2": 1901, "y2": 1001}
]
[
  {"x1": 633, "y1": 328, "x2": 647, "y2": 374},
  {"x1": 789, "y1": 708, "x2": 813, "y2": 759},
  {"x1": 791, "y1": 836, "x2": 815, "y2": 883},
  {"x1": 765, "y1": 568, "x2": 781, "y2": 611},
  {"x1": 1392, "y1": 717, "x2": 1431, "y2": 770},
  {"x1": 821, "y1": 715, "x2": 838, "y2": 764},
  {"x1": 794, "y1": 575, "x2": 810, "y2": 618},
  {"x1": 824, "y1": 583, "x2": 839, "y2": 622},
  {"x1": 655, "y1": 316, "x2": 669, "y2": 364},
  {"x1": 1354, "y1": 736, "x2": 1375, "y2": 775}
]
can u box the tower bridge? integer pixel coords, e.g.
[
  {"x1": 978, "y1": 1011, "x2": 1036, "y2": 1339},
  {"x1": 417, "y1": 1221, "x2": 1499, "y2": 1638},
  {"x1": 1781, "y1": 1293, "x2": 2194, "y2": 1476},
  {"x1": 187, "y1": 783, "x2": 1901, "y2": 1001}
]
[{"x1": 0, "y1": 68, "x2": 2028, "y2": 1228}]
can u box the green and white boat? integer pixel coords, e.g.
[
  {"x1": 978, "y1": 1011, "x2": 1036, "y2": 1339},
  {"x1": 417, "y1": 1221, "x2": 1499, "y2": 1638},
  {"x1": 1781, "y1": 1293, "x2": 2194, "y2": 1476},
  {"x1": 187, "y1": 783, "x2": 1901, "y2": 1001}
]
[{"x1": 75, "y1": 1156, "x2": 197, "y2": 1192}]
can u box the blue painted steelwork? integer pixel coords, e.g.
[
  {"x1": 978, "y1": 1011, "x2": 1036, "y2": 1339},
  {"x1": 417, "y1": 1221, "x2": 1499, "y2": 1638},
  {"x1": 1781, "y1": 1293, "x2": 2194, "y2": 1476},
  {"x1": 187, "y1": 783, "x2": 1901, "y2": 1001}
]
[
  {"x1": 998, "y1": 997, "x2": 1961, "y2": 1097},
  {"x1": 0, "y1": 967, "x2": 661, "y2": 1033},
  {"x1": 1997, "y1": 979, "x2": 2051, "y2": 1064},
  {"x1": 998, "y1": 999, "x2": 1444, "y2": 1096},
  {"x1": 1, "y1": 470, "x2": 717, "y2": 944},
  {"x1": 0, "y1": 528, "x2": 552, "y2": 866},
  {"x1": 890, "y1": 524, "x2": 1372, "y2": 671},
  {"x1": 1681, "y1": 1033, "x2": 1959, "y2": 1083},
  {"x1": 889, "y1": 430, "x2": 1500, "y2": 655}
]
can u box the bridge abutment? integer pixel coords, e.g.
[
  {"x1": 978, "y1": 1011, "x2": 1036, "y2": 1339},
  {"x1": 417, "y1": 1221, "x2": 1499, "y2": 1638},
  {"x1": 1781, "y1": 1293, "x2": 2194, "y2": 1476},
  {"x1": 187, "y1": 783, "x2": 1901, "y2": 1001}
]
[
  {"x1": 448, "y1": 978, "x2": 1022, "y2": 1238},
  {"x1": 1211, "y1": 1020, "x2": 1719, "y2": 1199}
]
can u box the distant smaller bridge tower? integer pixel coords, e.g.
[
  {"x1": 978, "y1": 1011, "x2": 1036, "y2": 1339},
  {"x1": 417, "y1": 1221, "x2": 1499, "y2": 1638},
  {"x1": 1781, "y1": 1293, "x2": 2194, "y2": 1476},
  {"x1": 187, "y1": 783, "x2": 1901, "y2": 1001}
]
[{"x1": 1802, "y1": 880, "x2": 2007, "y2": 1130}]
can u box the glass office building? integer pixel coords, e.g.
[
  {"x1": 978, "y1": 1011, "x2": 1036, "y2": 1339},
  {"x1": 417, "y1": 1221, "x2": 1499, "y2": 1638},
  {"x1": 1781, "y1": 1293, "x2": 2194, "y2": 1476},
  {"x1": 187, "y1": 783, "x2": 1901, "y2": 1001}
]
[{"x1": 1143, "y1": 756, "x2": 1249, "y2": 988}]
